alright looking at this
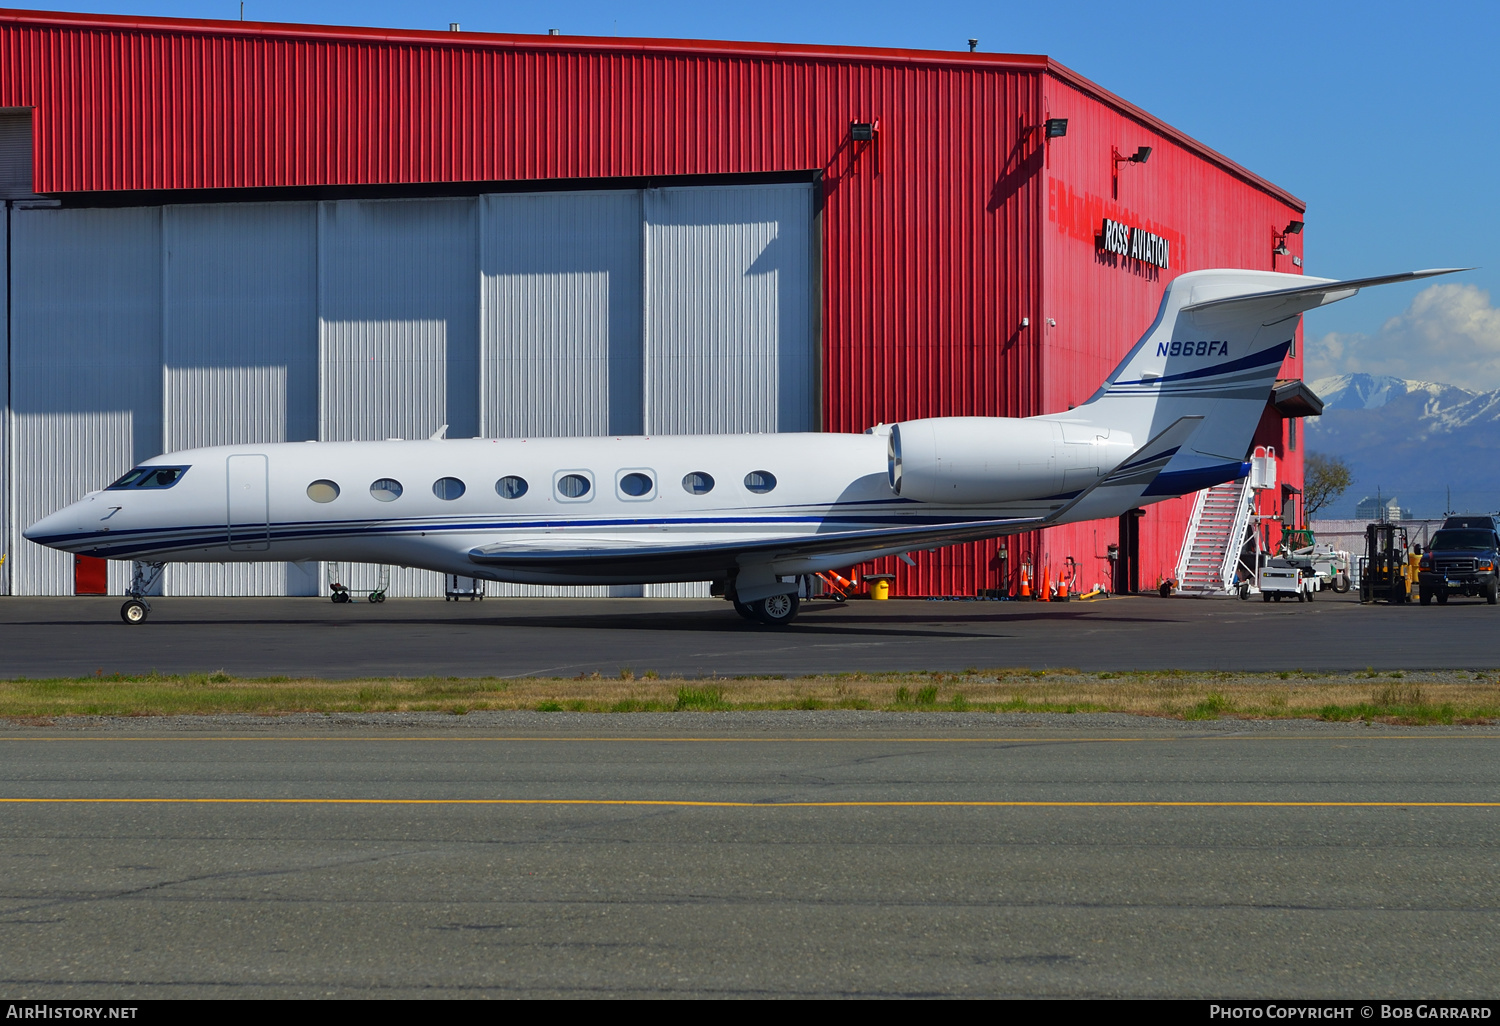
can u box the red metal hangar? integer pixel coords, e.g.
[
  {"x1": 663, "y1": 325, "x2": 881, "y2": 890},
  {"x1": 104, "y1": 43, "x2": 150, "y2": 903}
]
[{"x1": 0, "y1": 8, "x2": 1310, "y2": 598}]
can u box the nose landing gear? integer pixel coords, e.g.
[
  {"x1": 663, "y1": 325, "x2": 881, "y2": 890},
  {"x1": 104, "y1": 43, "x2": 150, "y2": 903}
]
[{"x1": 120, "y1": 560, "x2": 165, "y2": 624}]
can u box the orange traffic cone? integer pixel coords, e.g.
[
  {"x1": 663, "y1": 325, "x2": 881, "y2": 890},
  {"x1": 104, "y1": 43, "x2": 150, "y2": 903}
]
[
  {"x1": 1038, "y1": 564, "x2": 1051, "y2": 602},
  {"x1": 1058, "y1": 576, "x2": 1069, "y2": 601},
  {"x1": 1019, "y1": 564, "x2": 1031, "y2": 599}
]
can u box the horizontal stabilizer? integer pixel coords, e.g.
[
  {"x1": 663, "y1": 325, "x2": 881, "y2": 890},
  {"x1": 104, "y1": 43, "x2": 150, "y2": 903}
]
[
  {"x1": 1044, "y1": 416, "x2": 1206, "y2": 522},
  {"x1": 1182, "y1": 268, "x2": 1469, "y2": 321}
]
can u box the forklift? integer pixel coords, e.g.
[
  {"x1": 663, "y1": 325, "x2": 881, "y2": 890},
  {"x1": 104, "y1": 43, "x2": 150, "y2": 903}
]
[{"x1": 1359, "y1": 522, "x2": 1415, "y2": 604}]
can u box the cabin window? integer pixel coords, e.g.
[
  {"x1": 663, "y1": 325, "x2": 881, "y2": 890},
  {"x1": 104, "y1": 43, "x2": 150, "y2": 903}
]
[
  {"x1": 744, "y1": 470, "x2": 777, "y2": 494},
  {"x1": 682, "y1": 472, "x2": 715, "y2": 495},
  {"x1": 618, "y1": 471, "x2": 655, "y2": 499},
  {"x1": 306, "y1": 480, "x2": 340, "y2": 503},
  {"x1": 496, "y1": 476, "x2": 529, "y2": 499},
  {"x1": 370, "y1": 478, "x2": 403, "y2": 502},
  {"x1": 433, "y1": 477, "x2": 466, "y2": 500},
  {"x1": 556, "y1": 473, "x2": 592, "y2": 500},
  {"x1": 108, "y1": 466, "x2": 189, "y2": 490}
]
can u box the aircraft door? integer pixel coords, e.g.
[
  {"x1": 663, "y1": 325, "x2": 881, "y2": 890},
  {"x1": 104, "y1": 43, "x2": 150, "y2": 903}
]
[{"x1": 226, "y1": 454, "x2": 271, "y2": 551}]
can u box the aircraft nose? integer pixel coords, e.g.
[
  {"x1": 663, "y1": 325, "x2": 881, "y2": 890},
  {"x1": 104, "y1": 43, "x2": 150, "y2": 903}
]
[{"x1": 23, "y1": 507, "x2": 73, "y2": 547}]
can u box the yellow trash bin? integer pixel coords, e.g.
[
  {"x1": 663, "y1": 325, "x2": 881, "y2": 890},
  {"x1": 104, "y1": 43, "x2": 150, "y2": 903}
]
[{"x1": 867, "y1": 575, "x2": 894, "y2": 600}]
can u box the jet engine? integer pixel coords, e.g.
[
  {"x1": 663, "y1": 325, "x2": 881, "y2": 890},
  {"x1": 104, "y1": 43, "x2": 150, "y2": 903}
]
[{"x1": 887, "y1": 417, "x2": 1135, "y2": 504}]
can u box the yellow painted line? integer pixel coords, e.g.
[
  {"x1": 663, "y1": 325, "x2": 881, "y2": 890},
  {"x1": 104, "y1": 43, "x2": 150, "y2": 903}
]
[
  {"x1": 0, "y1": 798, "x2": 1496, "y2": 808},
  {"x1": 1, "y1": 735, "x2": 1499, "y2": 744}
]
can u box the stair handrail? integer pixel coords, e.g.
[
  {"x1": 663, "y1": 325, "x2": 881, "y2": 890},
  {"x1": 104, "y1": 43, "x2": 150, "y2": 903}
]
[
  {"x1": 1214, "y1": 476, "x2": 1256, "y2": 591},
  {"x1": 1174, "y1": 486, "x2": 1213, "y2": 589}
]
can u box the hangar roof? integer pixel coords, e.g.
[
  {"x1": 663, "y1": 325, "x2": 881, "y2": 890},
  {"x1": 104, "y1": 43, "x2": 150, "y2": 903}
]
[{"x1": 0, "y1": 7, "x2": 1302, "y2": 209}]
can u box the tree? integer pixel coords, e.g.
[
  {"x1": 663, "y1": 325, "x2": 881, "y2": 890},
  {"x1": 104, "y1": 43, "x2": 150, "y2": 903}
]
[{"x1": 1303, "y1": 452, "x2": 1352, "y2": 520}]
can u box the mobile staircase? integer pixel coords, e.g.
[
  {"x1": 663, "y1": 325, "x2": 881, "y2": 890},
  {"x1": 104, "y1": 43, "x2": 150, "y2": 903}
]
[{"x1": 1174, "y1": 476, "x2": 1257, "y2": 596}]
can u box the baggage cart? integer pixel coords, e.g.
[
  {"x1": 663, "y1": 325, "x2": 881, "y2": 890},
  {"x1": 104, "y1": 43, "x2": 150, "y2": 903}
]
[
  {"x1": 445, "y1": 574, "x2": 486, "y2": 601},
  {"x1": 326, "y1": 562, "x2": 390, "y2": 604}
]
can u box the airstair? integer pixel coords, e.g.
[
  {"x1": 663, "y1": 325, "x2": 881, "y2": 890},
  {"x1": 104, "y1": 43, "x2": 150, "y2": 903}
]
[{"x1": 1174, "y1": 476, "x2": 1256, "y2": 596}]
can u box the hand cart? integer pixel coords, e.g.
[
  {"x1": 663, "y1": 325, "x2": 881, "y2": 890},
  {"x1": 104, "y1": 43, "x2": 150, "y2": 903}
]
[
  {"x1": 326, "y1": 562, "x2": 390, "y2": 604},
  {"x1": 445, "y1": 574, "x2": 486, "y2": 601}
]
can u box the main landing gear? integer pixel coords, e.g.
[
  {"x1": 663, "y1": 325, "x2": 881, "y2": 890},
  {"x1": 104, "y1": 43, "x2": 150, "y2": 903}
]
[
  {"x1": 120, "y1": 561, "x2": 165, "y2": 624},
  {"x1": 733, "y1": 591, "x2": 800, "y2": 626}
]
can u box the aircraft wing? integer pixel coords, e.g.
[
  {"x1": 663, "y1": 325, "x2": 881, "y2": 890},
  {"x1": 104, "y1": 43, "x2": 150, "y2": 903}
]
[{"x1": 467, "y1": 514, "x2": 1047, "y2": 578}]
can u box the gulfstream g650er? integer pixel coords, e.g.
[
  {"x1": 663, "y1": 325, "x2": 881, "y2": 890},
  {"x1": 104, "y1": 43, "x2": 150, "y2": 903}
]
[{"x1": 25, "y1": 267, "x2": 1460, "y2": 624}]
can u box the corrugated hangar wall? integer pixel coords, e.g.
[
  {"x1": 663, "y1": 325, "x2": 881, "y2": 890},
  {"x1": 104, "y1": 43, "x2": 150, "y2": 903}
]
[{"x1": 4, "y1": 181, "x2": 816, "y2": 596}]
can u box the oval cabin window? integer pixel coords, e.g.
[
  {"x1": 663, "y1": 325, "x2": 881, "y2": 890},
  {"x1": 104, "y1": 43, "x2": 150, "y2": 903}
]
[
  {"x1": 496, "y1": 476, "x2": 528, "y2": 499},
  {"x1": 370, "y1": 478, "x2": 403, "y2": 502},
  {"x1": 682, "y1": 472, "x2": 715, "y2": 495},
  {"x1": 433, "y1": 477, "x2": 466, "y2": 500},
  {"x1": 744, "y1": 471, "x2": 777, "y2": 494},
  {"x1": 556, "y1": 474, "x2": 591, "y2": 499},
  {"x1": 307, "y1": 480, "x2": 340, "y2": 503},
  {"x1": 619, "y1": 472, "x2": 653, "y2": 497}
]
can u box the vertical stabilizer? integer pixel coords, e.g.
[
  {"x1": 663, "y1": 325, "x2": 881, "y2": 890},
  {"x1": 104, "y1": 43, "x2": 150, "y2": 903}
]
[{"x1": 1049, "y1": 267, "x2": 1466, "y2": 502}]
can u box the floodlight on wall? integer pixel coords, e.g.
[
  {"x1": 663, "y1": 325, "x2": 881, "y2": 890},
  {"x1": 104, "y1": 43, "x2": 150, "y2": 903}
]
[
  {"x1": 850, "y1": 120, "x2": 880, "y2": 175},
  {"x1": 1044, "y1": 118, "x2": 1068, "y2": 138},
  {"x1": 1272, "y1": 219, "x2": 1304, "y2": 269},
  {"x1": 1111, "y1": 145, "x2": 1152, "y2": 198}
]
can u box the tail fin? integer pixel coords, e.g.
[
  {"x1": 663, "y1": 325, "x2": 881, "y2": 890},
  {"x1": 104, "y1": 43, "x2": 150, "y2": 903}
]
[{"x1": 1057, "y1": 267, "x2": 1467, "y2": 499}]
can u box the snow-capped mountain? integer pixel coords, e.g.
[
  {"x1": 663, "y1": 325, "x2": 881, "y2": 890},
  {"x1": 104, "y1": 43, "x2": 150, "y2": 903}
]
[
  {"x1": 1311, "y1": 374, "x2": 1474, "y2": 412},
  {"x1": 1305, "y1": 374, "x2": 1500, "y2": 519}
]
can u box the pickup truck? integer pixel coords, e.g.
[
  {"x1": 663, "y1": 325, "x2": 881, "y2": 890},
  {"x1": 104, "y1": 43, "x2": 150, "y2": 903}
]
[{"x1": 1418, "y1": 519, "x2": 1500, "y2": 605}]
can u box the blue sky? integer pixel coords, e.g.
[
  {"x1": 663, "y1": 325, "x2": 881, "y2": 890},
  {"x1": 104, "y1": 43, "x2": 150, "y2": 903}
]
[{"x1": 44, "y1": 1, "x2": 1500, "y2": 386}]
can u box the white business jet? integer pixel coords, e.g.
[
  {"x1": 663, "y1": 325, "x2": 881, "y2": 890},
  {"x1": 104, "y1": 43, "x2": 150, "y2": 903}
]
[{"x1": 26, "y1": 267, "x2": 1461, "y2": 625}]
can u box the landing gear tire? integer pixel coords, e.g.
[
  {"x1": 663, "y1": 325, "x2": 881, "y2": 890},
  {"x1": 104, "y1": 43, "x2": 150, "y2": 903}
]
[
  {"x1": 120, "y1": 599, "x2": 149, "y2": 624},
  {"x1": 733, "y1": 598, "x2": 758, "y2": 621},
  {"x1": 753, "y1": 592, "x2": 800, "y2": 626}
]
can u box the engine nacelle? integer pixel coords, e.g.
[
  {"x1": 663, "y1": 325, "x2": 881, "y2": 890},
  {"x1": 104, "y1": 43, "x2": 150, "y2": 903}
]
[{"x1": 887, "y1": 417, "x2": 1135, "y2": 504}]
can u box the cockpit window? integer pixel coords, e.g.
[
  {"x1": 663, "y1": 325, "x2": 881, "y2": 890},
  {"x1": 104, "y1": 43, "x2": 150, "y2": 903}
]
[{"x1": 107, "y1": 466, "x2": 189, "y2": 490}]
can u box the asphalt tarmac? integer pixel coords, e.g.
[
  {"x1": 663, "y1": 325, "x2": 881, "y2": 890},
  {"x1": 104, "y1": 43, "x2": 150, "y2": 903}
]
[
  {"x1": 0, "y1": 592, "x2": 1496, "y2": 679},
  {"x1": 1, "y1": 713, "x2": 1497, "y2": 998}
]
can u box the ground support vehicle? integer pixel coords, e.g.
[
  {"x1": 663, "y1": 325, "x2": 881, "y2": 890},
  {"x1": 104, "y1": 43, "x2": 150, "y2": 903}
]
[
  {"x1": 1282, "y1": 529, "x2": 1352, "y2": 594},
  {"x1": 1417, "y1": 524, "x2": 1500, "y2": 605},
  {"x1": 326, "y1": 562, "x2": 390, "y2": 604},
  {"x1": 1360, "y1": 523, "x2": 1414, "y2": 605},
  {"x1": 1256, "y1": 559, "x2": 1319, "y2": 602}
]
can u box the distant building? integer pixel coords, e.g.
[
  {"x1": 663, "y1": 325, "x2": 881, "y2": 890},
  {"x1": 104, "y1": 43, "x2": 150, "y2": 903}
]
[{"x1": 1355, "y1": 496, "x2": 1412, "y2": 521}]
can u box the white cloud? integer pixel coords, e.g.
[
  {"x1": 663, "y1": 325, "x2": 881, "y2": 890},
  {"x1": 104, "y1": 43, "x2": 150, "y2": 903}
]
[{"x1": 1305, "y1": 283, "x2": 1500, "y2": 391}]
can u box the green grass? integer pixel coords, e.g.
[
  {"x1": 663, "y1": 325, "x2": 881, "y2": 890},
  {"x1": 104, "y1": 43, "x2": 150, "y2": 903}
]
[{"x1": 1, "y1": 669, "x2": 1498, "y2": 724}]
